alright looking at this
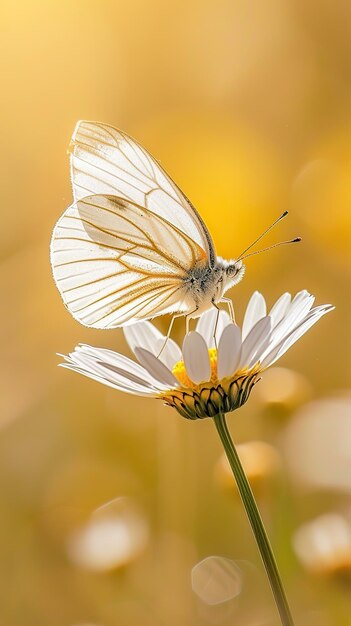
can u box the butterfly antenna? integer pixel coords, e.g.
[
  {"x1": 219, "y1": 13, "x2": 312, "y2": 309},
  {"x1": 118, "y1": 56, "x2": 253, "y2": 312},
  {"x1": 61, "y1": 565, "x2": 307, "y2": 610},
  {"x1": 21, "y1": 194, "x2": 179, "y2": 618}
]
[
  {"x1": 239, "y1": 237, "x2": 301, "y2": 261},
  {"x1": 236, "y1": 211, "x2": 289, "y2": 261}
]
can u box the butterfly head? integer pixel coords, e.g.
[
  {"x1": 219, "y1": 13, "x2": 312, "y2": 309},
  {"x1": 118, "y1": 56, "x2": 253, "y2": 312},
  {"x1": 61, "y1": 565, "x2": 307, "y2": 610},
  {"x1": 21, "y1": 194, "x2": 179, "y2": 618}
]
[{"x1": 217, "y1": 257, "x2": 245, "y2": 290}]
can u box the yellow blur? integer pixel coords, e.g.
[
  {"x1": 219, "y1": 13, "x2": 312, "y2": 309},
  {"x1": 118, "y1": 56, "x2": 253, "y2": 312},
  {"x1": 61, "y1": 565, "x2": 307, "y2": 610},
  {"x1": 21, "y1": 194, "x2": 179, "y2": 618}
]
[{"x1": 1, "y1": 1, "x2": 350, "y2": 624}]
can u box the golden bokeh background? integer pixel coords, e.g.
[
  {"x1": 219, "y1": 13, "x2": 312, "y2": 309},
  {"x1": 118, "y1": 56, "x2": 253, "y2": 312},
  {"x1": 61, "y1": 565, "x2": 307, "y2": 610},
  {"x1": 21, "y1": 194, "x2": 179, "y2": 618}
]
[{"x1": 1, "y1": 1, "x2": 351, "y2": 624}]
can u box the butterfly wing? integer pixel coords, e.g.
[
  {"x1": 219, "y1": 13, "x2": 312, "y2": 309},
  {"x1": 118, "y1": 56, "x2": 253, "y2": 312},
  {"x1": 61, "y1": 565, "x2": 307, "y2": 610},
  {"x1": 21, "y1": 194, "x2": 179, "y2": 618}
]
[
  {"x1": 69, "y1": 120, "x2": 216, "y2": 266},
  {"x1": 51, "y1": 194, "x2": 207, "y2": 328}
]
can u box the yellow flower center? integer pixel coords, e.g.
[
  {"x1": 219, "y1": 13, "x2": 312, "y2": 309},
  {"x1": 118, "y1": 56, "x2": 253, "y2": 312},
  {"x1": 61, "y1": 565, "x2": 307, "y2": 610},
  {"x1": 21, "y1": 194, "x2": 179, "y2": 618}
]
[
  {"x1": 162, "y1": 351, "x2": 262, "y2": 420},
  {"x1": 172, "y1": 348, "x2": 219, "y2": 388},
  {"x1": 161, "y1": 346, "x2": 263, "y2": 420}
]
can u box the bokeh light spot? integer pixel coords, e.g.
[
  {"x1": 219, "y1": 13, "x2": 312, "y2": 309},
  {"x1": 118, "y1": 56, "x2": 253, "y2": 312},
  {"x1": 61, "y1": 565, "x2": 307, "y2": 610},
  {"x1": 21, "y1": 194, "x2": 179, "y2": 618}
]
[
  {"x1": 215, "y1": 440, "x2": 281, "y2": 492},
  {"x1": 191, "y1": 556, "x2": 242, "y2": 605},
  {"x1": 256, "y1": 367, "x2": 312, "y2": 409}
]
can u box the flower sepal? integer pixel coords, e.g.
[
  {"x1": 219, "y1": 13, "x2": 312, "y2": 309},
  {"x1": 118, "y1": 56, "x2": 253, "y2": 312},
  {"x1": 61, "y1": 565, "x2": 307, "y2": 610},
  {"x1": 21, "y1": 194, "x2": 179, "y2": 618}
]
[{"x1": 161, "y1": 369, "x2": 261, "y2": 419}]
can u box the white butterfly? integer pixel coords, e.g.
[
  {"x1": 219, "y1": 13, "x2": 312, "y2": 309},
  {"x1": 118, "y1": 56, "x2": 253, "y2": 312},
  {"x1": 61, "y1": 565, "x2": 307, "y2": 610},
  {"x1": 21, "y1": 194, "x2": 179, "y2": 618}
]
[{"x1": 50, "y1": 121, "x2": 248, "y2": 329}]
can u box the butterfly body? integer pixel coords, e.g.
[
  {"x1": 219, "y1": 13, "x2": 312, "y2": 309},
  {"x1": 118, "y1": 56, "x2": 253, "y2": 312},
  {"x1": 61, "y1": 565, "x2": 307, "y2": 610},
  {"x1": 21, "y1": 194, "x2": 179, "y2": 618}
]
[
  {"x1": 51, "y1": 121, "x2": 245, "y2": 329},
  {"x1": 181, "y1": 258, "x2": 244, "y2": 318}
]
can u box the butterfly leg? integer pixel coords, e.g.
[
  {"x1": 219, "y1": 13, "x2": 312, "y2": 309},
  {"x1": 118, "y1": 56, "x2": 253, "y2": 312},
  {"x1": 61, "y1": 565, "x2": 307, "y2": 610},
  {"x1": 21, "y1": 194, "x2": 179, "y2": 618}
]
[
  {"x1": 156, "y1": 313, "x2": 184, "y2": 358},
  {"x1": 211, "y1": 303, "x2": 221, "y2": 350},
  {"x1": 185, "y1": 306, "x2": 199, "y2": 335},
  {"x1": 158, "y1": 305, "x2": 200, "y2": 357},
  {"x1": 219, "y1": 297, "x2": 235, "y2": 323}
]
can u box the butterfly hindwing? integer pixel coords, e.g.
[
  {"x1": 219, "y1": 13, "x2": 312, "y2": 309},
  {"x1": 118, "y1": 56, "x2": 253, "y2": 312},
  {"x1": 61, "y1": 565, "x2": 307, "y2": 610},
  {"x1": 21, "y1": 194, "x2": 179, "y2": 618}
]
[{"x1": 50, "y1": 194, "x2": 207, "y2": 328}]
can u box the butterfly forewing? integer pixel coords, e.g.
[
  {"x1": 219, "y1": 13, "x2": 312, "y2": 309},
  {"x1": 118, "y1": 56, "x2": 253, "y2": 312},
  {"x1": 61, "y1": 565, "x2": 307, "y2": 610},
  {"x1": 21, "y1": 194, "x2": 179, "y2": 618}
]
[
  {"x1": 51, "y1": 194, "x2": 207, "y2": 328},
  {"x1": 70, "y1": 121, "x2": 216, "y2": 265}
]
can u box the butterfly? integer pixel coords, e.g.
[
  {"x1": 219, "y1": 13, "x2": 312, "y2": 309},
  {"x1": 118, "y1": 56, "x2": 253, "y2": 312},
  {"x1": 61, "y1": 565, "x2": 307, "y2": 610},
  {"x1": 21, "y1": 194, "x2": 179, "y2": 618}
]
[{"x1": 51, "y1": 121, "x2": 295, "y2": 330}]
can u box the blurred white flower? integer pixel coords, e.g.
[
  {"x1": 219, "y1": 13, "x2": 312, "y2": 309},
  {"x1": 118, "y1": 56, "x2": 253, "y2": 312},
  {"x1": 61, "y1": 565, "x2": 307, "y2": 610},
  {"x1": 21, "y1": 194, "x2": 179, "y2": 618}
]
[
  {"x1": 282, "y1": 394, "x2": 351, "y2": 493},
  {"x1": 67, "y1": 497, "x2": 148, "y2": 572},
  {"x1": 293, "y1": 512, "x2": 351, "y2": 575},
  {"x1": 60, "y1": 290, "x2": 333, "y2": 419}
]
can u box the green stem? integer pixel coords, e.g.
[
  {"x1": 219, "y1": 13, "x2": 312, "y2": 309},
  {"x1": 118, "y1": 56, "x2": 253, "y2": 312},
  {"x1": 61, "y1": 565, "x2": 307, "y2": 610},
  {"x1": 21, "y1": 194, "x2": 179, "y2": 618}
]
[{"x1": 213, "y1": 412, "x2": 294, "y2": 626}]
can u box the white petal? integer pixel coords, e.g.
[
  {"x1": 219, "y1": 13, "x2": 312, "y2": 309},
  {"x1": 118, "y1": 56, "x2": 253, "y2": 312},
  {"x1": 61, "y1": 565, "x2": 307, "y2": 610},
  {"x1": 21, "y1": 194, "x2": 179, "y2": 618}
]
[
  {"x1": 292, "y1": 289, "x2": 310, "y2": 301},
  {"x1": 196, "y1": 309, "x2": 217, "y2": 342},
  {"x1": 261, "y1": 305, "x2": 334, "y2": 368},
  {"x1": 289, "y1": 290, "x2": 315, "y2": 318},
  {"x1": 182, "y1": 331, "x2": 211, "y2": 384},
  {"x1": 60, "y1": 363, "x2": 155, "y2": 396},
  {"x1": 261, "y1": 293, "x2": 314, "y2": 363},
  {"x1": 217, "y1": 324, "x2": 242, "y2": 379},
  {"x1": 268, "y1": 292, "x2": 315, "y2": 348},
  {"x1": 153, "y1": 337, "x2": 182, "y2": 370},
  {"x1": 124, "y1": 321, "x2": 181, "y2": 369},
  {"x1": 60, "y1": 346, "x2": 161, "y2": 395},
  {"x1": 196, "y1": 308, "x2": 231, "y2": 347},
  {"x1": 124, "y1": 320, "x2": 162, "y2": 352},
  {"x1": 75, "y1": 344, "x2": 164, "y2": 387},
  {"x1": 134, "y1": 348, "x2": 179, "y2": 387},
  {"x1": 242, "y1": 292, "x2": 267, "y2": 340},
  {"x1": 239, "y1": 316, "x2": 272, "y2": 367},
  {"x1": 269, "y1": 293, "x2": 291, "y2": 328}
]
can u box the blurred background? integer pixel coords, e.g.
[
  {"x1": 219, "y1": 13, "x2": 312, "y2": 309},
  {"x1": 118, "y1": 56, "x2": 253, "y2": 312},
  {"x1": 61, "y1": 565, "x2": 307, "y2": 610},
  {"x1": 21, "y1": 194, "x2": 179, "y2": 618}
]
[{"x1": 1, "y1": 0, "x2": 351, "y2": 624}]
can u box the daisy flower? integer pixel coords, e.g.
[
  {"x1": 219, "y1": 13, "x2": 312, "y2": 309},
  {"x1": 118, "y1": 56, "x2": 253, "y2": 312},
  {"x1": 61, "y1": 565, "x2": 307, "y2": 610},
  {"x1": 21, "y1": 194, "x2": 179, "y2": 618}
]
[
  {"x1": 59, "y1": 289, "x2": 333, "y2": 626},
  {"x1": 61, "y1": 290, "x2": 333, "y2": 420}
]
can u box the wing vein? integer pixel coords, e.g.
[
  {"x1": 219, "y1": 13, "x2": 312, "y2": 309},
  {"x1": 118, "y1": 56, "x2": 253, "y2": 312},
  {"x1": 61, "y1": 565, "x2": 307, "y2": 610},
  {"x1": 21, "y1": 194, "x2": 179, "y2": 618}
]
[{"x1": 73, "y1": 152, "x2": 148, "y2": 194}]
